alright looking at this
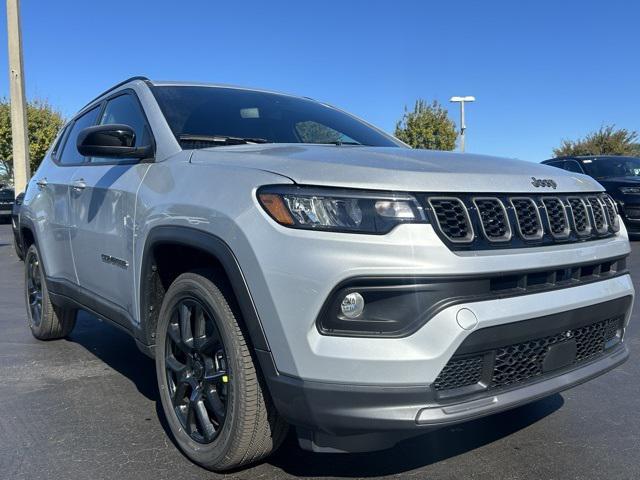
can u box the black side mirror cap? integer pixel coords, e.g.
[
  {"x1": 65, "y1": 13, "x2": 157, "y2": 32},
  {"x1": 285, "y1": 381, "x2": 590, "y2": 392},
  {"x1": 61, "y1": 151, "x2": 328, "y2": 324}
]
[{"x1": 77, "y1": 124, "x2": 153, "y2": 159}]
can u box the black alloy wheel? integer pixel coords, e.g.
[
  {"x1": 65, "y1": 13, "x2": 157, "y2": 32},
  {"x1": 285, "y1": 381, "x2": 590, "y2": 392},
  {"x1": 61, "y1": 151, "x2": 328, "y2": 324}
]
[{"x1": 165, "y1": 297, "x2": 229, "y2": 444}]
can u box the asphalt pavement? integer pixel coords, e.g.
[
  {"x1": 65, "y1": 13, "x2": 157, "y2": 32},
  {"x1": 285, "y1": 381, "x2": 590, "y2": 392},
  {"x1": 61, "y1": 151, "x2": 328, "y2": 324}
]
[{"x1": 1, "y1": 222, "x2": 639, "y2": 480}]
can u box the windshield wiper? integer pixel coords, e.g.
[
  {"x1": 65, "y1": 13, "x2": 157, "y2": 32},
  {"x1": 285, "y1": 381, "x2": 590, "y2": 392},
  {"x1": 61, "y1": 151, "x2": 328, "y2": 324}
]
[
  {"x1": 179, "y1": 134, "x2": 270, "y2": 147},
  {"x1": 315, "y1": 140, "x2": 365, "y2": 146}
]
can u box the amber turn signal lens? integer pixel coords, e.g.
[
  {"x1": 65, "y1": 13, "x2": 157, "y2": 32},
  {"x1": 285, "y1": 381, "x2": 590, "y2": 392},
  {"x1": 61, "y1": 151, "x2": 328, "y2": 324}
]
[{"x1": 258, "y1": 193, "x2": 295, "y2": 225}]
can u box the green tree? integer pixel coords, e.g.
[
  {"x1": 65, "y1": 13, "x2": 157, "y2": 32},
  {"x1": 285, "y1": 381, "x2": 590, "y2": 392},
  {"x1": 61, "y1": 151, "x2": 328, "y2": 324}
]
[
  {"x1": 0, "y1": 98, "x2": 65, "y2": 180},
  {"x1": 394, "y1": 99, "x2": 457, "y2": 150},
  {"x1": 553, "y1": 125, "x2": 639, "y2": 157}
]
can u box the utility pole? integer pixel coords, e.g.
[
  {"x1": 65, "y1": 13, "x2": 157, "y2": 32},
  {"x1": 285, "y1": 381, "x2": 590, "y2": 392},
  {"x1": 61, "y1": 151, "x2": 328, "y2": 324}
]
[
  {"x1": 6, "y1": 0, "x2": 30, "y2": 192},
  {"x1": 449, "y1": 96, "x2": 475, "y2": 153}
]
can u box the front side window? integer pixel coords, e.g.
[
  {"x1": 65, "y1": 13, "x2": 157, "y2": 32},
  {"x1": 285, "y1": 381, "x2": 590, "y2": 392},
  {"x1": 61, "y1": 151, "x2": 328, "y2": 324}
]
[
  {"x1": 151, "y1": 85, "x2": 401, "y2": 149},
  {"x1": 545, "y1": 161, "x2": 562, "y2": 169},
  {"x1": 57, "y1": 106, "x2": 101, "y2": 165},
  {"x1": 563, "y1": 160, "x2": 584, "y2": 174},
  {"x1": 51, "y1": 125, "x2": 70, "y2": 161},
  {"x1": 92, "y1": 93, "x2": 151, "y2": 163}
]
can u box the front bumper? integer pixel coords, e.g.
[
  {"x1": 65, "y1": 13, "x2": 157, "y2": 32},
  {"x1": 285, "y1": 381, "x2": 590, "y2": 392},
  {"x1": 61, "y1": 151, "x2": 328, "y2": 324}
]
[
  {"x1": 261, "y1": 296, "x2": 631, "y2": 451},
  {"x1": 243, "y1": 217, "x2": 632, "y2": 384}
]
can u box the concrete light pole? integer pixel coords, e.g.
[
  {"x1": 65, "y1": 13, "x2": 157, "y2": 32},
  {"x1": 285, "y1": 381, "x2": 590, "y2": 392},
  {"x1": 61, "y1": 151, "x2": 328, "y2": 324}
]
[
  {"x1": 449, "y1": 96, "x2": 475, "y2": 153},
  {"x1": 6, "y1": 0, "x2": 30, "y2": 192}
]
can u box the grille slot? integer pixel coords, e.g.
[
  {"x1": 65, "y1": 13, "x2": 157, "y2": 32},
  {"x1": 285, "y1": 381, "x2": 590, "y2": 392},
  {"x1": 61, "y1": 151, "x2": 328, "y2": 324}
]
[
  {"x1": 510, "y1": 197, "x2": 543, "y2": 240},
  {"x1": 601, "y1": 195, "x2": 620, "y2": 232},
  {"x1": 434, "y1": 316, "x2": 623, "y2": 394},
  {"x1": 473, "y1": 198, "x2": 511, "y2": 241},
  {"x1": 587, "y1": 196, "x2": 608, "y2": 234},
  {"x1": 567, "y1": 197, "x2": 591, "y2": 235},
  {"x1": 428, "y1": 197, "x2": 474, "y2": 243},
  {"x1": 542, "y1": 197, "x2": 570, "y2": 238}
]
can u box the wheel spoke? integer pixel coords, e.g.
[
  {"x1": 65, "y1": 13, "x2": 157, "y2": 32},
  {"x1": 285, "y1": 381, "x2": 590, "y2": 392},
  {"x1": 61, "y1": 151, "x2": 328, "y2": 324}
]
[
  {"x1": 166, "y1": 355, "x2": 188, "y2": 377},
  {"x1": 179, "y1": 303, "x2": 193, "y2": 347},
  {"x1": 205, "y1": 387, "x2": 226, "y2": 423},
  {"x1": 194, "y1": 304, "x2": 206, "y2": 338},
  {"x1": 194, "y1": 396, "x2": 216, "y2": 441},
  {"x1": 168, "y1": 322, "x2": 190, "y2": 354},
  {"x1": 172, "y1": 380, "x2": 189, "y2": 407},
  {"x1": 185, "y1": 401, "x2": 196, "y2": 435},
  {"x1": 195, "y1": 334, "x2": 219, "y2": 353}
]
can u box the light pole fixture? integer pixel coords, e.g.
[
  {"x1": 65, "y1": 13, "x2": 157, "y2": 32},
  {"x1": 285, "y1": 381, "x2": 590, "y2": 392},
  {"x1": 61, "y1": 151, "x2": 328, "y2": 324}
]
[{"x1": 449, "y1": 96, "x2": 475, "y2": 153}]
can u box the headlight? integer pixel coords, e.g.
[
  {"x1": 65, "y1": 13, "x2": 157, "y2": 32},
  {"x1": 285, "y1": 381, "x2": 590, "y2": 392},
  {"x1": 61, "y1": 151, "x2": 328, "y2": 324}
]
[
  {"x1": 257, "y1": 185, "x2": 427, "y2": 233},
  {"x1": 619, "y1": 187, "x2": 640, "y2": 194}
]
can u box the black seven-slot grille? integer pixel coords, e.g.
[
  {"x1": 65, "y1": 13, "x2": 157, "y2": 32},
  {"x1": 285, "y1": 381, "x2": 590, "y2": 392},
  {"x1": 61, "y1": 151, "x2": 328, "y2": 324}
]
[
  {"x1": 434, "y1": 316, "x2": 623, "y2": 394},
  {"x1": 425, "y1": 192, "x2": 619, "y2": 250}
]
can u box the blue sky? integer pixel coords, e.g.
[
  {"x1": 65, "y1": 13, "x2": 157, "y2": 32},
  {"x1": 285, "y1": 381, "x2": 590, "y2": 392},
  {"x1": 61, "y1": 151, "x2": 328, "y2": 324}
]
[{"x1": 0, "y1": 0, "x2": 638, "y2": 162}]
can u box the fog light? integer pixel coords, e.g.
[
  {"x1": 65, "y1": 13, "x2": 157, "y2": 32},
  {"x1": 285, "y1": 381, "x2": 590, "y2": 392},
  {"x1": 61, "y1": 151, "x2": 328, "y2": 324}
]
[{"x1": 340, "y1": 292, "x2": 364, "y2": 319}]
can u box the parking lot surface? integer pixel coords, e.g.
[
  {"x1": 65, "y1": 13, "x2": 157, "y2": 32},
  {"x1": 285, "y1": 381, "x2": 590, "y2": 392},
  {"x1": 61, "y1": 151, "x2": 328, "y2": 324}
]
[{"x1": 1, "y1": 222, "x2": 639, "y2": 480}]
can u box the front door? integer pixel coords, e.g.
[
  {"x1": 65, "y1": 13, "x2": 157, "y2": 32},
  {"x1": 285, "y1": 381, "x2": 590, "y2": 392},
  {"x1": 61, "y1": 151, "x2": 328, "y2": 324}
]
[{"x1": 69, "y1": 92, "x2": 153, "y2": 326}]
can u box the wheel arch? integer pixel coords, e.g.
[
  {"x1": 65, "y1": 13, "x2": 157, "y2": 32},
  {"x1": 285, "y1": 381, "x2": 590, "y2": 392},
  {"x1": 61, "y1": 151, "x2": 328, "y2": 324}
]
[
  {"x1": 139, "y1": 225, "x2": 271, "y2": 354},
  {"x1": 19, "y1": 217, "x2": 36, "y2": 250}
]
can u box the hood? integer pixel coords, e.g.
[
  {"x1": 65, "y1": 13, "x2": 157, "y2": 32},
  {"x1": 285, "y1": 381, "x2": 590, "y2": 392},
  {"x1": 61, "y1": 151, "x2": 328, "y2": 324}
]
[{"x1": 190, "y1": 144, "x2": 603, "y2": 193}]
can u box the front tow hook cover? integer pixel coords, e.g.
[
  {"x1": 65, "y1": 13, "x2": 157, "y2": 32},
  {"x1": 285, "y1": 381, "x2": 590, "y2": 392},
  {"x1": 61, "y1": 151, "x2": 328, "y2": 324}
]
[{"x1": 456, "y1": 308, "x2": 478, "y2": 331}]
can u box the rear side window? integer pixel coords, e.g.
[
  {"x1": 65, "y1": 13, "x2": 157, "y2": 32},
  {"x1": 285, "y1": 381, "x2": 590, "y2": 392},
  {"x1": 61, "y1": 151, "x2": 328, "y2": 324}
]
[
  {"x1": 57, "y1": 106, "x2": 101, "y2": 165},
  {"x1": 92, "y1": 93, "x2": 151, "y2": 163}
]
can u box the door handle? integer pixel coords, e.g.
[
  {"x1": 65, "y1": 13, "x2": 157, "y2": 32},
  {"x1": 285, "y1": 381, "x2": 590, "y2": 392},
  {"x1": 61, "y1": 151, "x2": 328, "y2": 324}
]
[
  {"x1": 72, "y1": 179, "x2": 87, "y2": 192},
  {"x1": 36, "y1": 178, "x2": 48, "y2": 189}
]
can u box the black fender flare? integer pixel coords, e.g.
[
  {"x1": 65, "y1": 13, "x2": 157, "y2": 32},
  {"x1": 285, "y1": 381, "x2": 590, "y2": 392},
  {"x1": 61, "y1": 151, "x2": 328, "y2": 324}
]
[{"x1": 139, "y1": 225, "x2": 271, "y2": 352}]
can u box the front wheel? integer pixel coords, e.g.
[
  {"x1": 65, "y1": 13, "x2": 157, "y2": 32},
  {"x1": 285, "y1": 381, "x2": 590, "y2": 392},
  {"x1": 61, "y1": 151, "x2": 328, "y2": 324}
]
[{"x1": 155, "y1": 272, "x2": 287, "y2": 471}]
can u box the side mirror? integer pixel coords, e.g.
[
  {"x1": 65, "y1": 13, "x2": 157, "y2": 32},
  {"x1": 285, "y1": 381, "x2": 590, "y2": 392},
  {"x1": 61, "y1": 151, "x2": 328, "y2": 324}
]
[{"x1": 77, "y1": 124, "x2": 152, "y2": 159}]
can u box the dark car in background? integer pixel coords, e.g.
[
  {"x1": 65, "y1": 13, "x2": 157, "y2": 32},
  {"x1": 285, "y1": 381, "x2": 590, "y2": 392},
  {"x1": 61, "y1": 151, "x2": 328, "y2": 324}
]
[
  {"x1": 542, "y1": 156, "x2": 640, "y2": 235},
  {"x1": 0, "y1": 184, "x2": 14, "y2": 221}
]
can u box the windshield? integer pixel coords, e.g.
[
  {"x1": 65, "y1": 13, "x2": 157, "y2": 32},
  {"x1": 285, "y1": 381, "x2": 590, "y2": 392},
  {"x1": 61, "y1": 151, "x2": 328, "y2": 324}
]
[
  {"x1": 581, "y1": 157, "x2": 640, "y2": 179},
  {"x1": 151, "y1": 85, "x2": 401, "y2": 149}
]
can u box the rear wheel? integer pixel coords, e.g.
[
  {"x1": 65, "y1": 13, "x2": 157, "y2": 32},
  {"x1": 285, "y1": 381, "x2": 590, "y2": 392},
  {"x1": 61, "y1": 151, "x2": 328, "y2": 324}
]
[
  {"x1": 24, "y1": 244, "x2": 76, "y2": 339},
  {"x1": 155, "y1": 272, "x2": 287, "y2": 471}
]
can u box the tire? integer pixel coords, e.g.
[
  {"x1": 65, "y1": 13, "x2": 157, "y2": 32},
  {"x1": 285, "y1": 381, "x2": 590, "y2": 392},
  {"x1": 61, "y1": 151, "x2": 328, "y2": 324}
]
[
  {"x1": 24, "y1": 244, "x2": 76, "y2": 340},
  {"x1": 155, "y1": 272, "x2": 288, "y2": 471}
]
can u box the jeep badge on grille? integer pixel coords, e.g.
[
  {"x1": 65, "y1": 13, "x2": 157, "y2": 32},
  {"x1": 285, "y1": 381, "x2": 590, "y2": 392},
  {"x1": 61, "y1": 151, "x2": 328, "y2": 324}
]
[{"x1": 531, "y1": 177, "x2": 557, "y2": 189}]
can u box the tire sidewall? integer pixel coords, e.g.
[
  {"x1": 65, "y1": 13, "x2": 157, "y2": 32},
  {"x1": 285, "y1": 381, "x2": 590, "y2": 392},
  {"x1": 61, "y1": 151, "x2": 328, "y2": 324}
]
[{"x1": 155, "y1": 274, "x2": 243, "y2": 466}]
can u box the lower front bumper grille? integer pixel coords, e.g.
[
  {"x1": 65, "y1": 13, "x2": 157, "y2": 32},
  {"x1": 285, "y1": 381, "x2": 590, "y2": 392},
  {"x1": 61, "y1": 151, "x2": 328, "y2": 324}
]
[{"x1": 435, "y1": 313, "x2": 625, "y2": 397}]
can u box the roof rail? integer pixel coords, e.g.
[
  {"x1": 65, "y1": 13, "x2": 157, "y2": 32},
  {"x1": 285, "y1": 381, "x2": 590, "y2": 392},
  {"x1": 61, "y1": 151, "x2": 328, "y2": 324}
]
[{"x1": 80, "y1": 76, "x2": 150, "y2": 111}]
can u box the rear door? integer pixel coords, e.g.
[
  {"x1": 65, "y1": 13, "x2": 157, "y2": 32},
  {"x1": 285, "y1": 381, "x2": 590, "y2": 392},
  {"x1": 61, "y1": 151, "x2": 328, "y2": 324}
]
[
  {"x1": 28, "y1": 107, "x2": 101, "y2": 283},
  {"x1": 69, "y1": 91, "x2": 153, "y2": 325}
]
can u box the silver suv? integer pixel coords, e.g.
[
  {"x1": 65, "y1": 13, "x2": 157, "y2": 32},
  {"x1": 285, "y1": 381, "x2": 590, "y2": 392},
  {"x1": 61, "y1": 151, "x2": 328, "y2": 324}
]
[{"x1": 18, "y1": 77, "x2": 634, "y2": 471}]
